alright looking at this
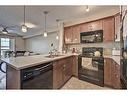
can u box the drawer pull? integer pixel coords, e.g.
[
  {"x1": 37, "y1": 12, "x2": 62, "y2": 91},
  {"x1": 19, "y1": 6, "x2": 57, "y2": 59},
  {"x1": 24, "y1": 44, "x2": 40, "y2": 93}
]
[
  {"x1": 63, "y1": 65, "x2": 66, "y2": 68},
  {"x1": 115, "y1": 74, "x2": 119, "y2": 78}
]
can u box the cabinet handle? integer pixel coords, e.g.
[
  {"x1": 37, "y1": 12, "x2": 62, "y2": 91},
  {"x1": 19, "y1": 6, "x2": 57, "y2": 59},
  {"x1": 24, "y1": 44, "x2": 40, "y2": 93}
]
[
  {"x1": 115, "y1": 64, "x2": 119, "y2": 68},
  {"x1": 63, "y1": 64, "x2": 66, "y2": 68},
  {"x1": 115, "y1": 74, "x2": 119, "y2": 78},
  {"x1": 115, "y1": 34, "x2": 117, "y2": 39}
]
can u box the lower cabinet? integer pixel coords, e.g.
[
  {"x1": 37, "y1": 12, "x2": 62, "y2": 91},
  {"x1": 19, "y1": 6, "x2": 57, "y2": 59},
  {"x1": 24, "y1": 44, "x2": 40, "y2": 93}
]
[
  {"x1": 104, "y1": 58, "x2": 121, "y2": 89},
  {"x1": 72, "y1": 56, "x2": 78, "y2": 77},
  {"x1": 53, "y1": 57, "x2": 73, "y2": 89}
]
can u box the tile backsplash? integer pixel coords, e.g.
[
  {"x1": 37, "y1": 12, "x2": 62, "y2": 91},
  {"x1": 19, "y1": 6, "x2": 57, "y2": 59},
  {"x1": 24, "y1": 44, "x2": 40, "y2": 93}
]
[{"x1": 66, "y1": 42, "x2": 120, "y2": 55}]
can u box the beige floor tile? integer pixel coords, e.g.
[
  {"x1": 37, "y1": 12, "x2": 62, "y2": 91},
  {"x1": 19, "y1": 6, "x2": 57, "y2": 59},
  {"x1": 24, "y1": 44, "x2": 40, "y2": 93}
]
[{"x1": 61, "y1": 77, "x2": 111, "y2": 90}]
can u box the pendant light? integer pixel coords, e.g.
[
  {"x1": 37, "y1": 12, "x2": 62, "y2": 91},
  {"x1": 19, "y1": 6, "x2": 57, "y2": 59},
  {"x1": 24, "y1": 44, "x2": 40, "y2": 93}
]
[
  {"x1": 2, "y1": 28, "x2": 8, "y2": 34},
  {"x1": 86, "y1": 5, "x2": 90, "y2": 12},
  {"x1": 56, "y1": 19, "x2": 59, "y2": 40},
  {"x1": 21, "y1": 6, "x2": 27, "y2": 32},
  {"x1": 43, "y1": 11, "x2": 48, "y2": 37}
]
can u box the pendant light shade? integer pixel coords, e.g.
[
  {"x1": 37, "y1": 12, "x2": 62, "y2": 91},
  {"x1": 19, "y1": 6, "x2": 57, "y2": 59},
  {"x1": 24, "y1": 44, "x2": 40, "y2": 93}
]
[
  {"x1": 2, "y1": 28, "x2": 8, "y2": 34},
  {"x1": 22, "y1": 6, "x2": 27, "y2": 32},
  {"x1": 21, "y1": 24, "x2": 27, "y2": 32},
  {"x1": 86, "y1": 5, "x2": 90, "y2": 12},
  {"x1": 56, "y1": 19, "x2": 59, "y2": 40},
  {"x1": 43, "y1": 11, "x2": 48, "y2": 37},
  {"x1": 44, "y1": 32, "x2": 47, "y2": 37}
]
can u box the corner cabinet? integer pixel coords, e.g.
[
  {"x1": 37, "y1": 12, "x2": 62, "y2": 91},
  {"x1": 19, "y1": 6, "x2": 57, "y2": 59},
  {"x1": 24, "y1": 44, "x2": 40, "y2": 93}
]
[
  {"x1": 64, "y1": 25, "x2": 80, "y2": 44},
  {"x1": 102, "y1": 17, "x2": 115, "y2": 42},
  {"x1": 104, "y1": 58, "x2": 121, "y2": 89},
  {"x1": 53, "y1": 57, "x2": 73, "y2": 89}
]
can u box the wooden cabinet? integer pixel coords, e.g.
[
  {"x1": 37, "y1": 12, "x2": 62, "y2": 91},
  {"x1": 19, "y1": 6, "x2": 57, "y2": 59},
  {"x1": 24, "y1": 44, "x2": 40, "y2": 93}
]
[
  {"x1": 104, "y1": 58, "x2": 112, "y2": 87},
  {"x1": 114, "y1": 14, "x2": 120, "y2": 42},
  {"x1": 80, "y1": 20, "x2": 102, "y2": 32},
  {"x1": 64, "y1": 25, "x2": 80, "y2": 44},
  {"x1": 112, "y1": 61, "x2": 121, "y2": 88},
  {"x1": 53, "y1": 61, "x2": 63, "y2": 89},
  {"x1": 72, "y1": 25, "x2": 80, "y2": 43},
  {"x1": 103, "y1": 17, "x2": 115, "y2": 42},
  {"x1": 53, "y1": 57, "x2": 73, "y2": 89},
  {"x1": 72, "y1": 56, "x2": 78, "y2": 77},
  {"x1": 64, "y1": 16, "x2": 115, "y2": 44},
  {"x1": 64, "y1": 27, "x2": 73, "y2": 44},
  {"x1": 104, "y1": 58, "x2": 121, "y2": 89}
]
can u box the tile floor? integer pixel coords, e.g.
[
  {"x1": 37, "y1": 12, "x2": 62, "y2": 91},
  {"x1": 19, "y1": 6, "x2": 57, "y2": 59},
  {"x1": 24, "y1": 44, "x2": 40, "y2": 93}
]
[{"x1": 61, "y1": 77, "x2": 111, "y2": 89}]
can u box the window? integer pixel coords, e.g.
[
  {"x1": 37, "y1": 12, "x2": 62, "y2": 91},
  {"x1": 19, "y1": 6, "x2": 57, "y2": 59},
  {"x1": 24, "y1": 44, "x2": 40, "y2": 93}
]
[{"x1": 1, "y1": 38, "x2": 10, "y2": 50}]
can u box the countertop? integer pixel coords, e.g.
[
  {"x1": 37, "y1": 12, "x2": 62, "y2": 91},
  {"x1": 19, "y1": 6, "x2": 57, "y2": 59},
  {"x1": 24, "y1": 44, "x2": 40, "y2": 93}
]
[
  {"x1": 1, "y1": 53, "x2": 120, "y2": 70},
  {"x1": 1, "y1": 53, "x2": 78, "y2": 70},
  {"x1": 104, "y1": 55, "x2": 120, "y2": 65}
]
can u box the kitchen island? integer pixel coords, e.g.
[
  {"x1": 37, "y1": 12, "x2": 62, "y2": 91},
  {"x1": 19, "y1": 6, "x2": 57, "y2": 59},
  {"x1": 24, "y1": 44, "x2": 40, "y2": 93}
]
[{"x1": 1, "y1": 53, "x2": 78, "y2": 89}]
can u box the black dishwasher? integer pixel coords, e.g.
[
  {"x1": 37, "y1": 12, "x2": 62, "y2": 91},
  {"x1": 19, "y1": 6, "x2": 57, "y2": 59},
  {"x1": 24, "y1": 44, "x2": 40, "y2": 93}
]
[{"x1": 21, "y1": 62, "x2": 53, "y2": 89}]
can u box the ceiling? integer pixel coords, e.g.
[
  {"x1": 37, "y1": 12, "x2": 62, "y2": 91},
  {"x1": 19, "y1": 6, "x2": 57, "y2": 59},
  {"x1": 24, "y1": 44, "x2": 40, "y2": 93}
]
[{"x1": 0, "y1": 5, "x2": 119, "y2": 37}]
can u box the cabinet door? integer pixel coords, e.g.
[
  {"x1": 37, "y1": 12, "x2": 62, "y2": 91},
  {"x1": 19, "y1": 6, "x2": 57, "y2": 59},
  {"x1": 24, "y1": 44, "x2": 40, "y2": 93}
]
[
  {"x1": 72, "y1": 56, "x2": 78, "y2": 77},
  {"x1": 64, "y1": 27, "x2": 73, "y2": 44},
  {"x1": 80, "y1": 23, "x2": 89, "y2": 32},
  {"x1": 80, "y1": 20, "x2": 102, "y2": 32},
  {"x1": 53, "y1": 61, "x2": 63, "y2": 89},
  {"x1": 63, "y1": 57, "x2": 73, "y2": 83},
  {"x1": 115, "y1": 14, "x2": 120, "y2": 42},
  {"x1": 72, "y1": 25, "x2": 81, "y2": 43},
  {"x1": 103, "y1": 17, "x2": 115, "y2": 42},
  {"x1": 88, "y1": 20, "x2": 103, "y2": 31},
  {"x1": 112, "y1": 61, "x2": 121, "y2": 89},
  {"x1": 104, "y1": 58, "x2": 112, "y2": 87}
]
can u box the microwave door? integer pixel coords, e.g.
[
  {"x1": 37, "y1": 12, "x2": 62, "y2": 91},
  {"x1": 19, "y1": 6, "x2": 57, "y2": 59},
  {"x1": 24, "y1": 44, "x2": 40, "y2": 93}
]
[{"x1": 81, "y1": 35, "x2": 95, "y2": 43}]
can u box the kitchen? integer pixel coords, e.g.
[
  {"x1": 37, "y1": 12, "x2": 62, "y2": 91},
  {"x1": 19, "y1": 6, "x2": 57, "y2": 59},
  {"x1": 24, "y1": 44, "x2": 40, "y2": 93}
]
[{"x1": 0, "y1": 5, "x2": 125, "y2": 89}]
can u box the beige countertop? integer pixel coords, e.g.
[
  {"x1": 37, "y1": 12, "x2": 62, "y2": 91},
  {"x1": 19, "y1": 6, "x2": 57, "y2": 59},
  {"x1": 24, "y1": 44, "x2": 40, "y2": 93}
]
[
  {"x1": 1, "y1": 53, "x2": 78, "y2": 70},
  {"x1": 104, "y1": 55, "x2": 120, "y2": 65},
  {"x1": 1, "y1": 52, "x2": 120, "y2": 70}
]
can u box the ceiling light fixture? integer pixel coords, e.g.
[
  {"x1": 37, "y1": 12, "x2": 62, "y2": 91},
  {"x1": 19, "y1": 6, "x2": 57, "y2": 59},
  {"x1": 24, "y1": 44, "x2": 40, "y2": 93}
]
[
  {"x1": 56, "y1": 19, "x2": 59, "y2": 40},
  {"x1": 21, "y1": 6, "x2": 27, "y2": 32},
  {"x1": 43, "y1": 11, "x2": 48, "y2": 37},
  {"x1": 86, "y1": 5, "x2": 90, "y2": 12}
]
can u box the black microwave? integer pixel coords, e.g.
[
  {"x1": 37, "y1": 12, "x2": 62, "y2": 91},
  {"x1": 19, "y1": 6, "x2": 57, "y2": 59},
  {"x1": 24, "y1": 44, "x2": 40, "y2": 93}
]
[{"x1": 80, "y1": 30, "x2": 103, "y2": 43}]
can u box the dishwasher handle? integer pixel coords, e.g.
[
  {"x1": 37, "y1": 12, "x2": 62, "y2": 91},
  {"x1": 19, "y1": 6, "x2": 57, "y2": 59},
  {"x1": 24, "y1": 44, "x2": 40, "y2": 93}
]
[{"x1": 34, "y1": 63, "x2": 52, "y2": 71}]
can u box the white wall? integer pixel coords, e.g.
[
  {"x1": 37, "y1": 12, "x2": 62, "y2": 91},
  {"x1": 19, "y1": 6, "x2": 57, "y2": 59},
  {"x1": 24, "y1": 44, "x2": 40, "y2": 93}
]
[
  {"x1": 25, "y1": 32, "x2": 59, "y2": 54},
  {"x1": 15, "y1": 37, "x2": 25, "y2": 51}
]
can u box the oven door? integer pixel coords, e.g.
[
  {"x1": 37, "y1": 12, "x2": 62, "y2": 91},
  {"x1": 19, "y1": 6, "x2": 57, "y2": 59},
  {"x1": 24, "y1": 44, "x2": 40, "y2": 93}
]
[{"x1": 78, "y1": 56, "x2": 104, "y2": 86}]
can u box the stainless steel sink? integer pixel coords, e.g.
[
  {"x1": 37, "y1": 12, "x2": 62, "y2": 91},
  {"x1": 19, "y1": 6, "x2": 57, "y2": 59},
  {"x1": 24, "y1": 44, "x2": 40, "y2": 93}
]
[{"x1": 44, "y1": 55, "x2": 64, "y2": 58}]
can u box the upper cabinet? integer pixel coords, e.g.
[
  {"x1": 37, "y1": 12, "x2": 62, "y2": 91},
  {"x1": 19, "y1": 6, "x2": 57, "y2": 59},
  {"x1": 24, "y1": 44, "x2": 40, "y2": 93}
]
[
  {"x1": 114, "y1": 14, "x2": 120, "y2": 42},
  {"x1": 102, "y1": 17, "x2": 115, "y2": 42},
  {"x1": 80, "y1": 20, "x2": 103, "y2": 32},
  {"x1": 64, "y1": 16, "x2": 116, "y2": 44},
  {"x1": 64, "y1": 26, "x2": 73, "y2": 44},
  {"x1": 64, "y1": 25, "x2": 80, "y2": 44},
  {"x1": 72, "y1": 25, "x2": 80, "y2": 44}
]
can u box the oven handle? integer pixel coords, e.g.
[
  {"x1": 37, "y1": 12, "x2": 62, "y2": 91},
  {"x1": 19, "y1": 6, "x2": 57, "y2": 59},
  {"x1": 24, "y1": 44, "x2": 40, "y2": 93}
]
[{"x1": 34, "y1": 63, "x2": 52, "y2": 71}]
